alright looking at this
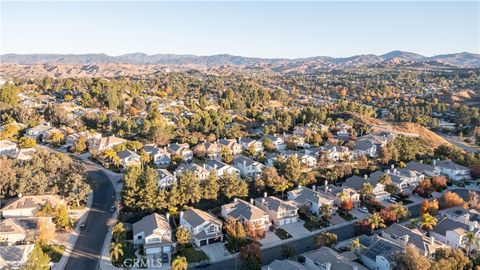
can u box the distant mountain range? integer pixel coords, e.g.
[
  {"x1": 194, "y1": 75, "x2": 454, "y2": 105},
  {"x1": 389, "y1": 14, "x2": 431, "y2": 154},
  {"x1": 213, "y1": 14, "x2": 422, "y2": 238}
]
[
  {"x1": 1, "y1": 51, "x2": 479, "y2": 68},
  {"x1": 0, "y1": 51, "x2": 479, "y2": 78}
]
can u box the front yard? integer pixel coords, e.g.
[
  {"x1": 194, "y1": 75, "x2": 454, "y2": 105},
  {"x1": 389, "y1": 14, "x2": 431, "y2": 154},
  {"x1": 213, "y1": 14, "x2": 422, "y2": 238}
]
[
  {"x1": 42, "y1": 244, "x2": 65, "y2": 263},
  {"x1": 176, "y1": 245, "x2": 209, "y2": 263},
  {"x1": 274, "y1": 228, "x2": 293, "y2": 240}
]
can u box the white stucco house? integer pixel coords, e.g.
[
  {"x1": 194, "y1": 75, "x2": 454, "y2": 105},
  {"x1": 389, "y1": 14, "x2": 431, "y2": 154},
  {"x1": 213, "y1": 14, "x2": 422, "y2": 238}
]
[
  {"x1": 179, "y1": 208, "x2": 223, "y2": 247},
  {"x1": 133, "y1": 213, "x2": 173, "y2": 256}
]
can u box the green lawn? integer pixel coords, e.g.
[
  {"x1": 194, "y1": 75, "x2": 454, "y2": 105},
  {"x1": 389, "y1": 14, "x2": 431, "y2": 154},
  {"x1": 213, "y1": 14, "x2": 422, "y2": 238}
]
[
  {"x1": 338, "y1": 212, "x2": 354, "y2": 221},
  {"x1": 177, "y1": 246, "x2": 209, "y2": 263},
  {"x1": 274, "y1": 228, "x2": 292, "y2": 240},
  {"x1": 42, "y1": 244, "x2": 65, "y2": 263},
  {"x1": 303, "y1": 219, "x2": 328, "y2": 231}
]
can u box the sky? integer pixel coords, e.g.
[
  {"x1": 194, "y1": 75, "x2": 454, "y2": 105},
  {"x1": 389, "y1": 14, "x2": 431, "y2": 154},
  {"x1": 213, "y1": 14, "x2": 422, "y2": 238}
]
[{"x1": 1, "y1": 1, "x2": 479, "y2": 58}]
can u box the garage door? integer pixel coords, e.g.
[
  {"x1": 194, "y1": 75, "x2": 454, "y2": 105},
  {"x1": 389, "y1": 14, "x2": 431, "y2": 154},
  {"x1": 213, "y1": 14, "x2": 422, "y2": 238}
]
[
  {"x1": 162, "y1": 246, "x2": 171, "y2": 253},
  {"x1": 208, "y1": 237, "x2": 222, "y2": 245},
  {"x1": 146, "y1": 247, "x2": 161, "y2": 255},
  {"x1": 200, "y1": 240, "x2": 208, "y2": 246}
]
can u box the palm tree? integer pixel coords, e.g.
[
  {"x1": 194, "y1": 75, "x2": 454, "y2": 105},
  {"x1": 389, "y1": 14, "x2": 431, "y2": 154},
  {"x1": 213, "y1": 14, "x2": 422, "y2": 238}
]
[
  {"x1": 390, "y1": 203, "x2": 410, "y2": 221},
  {"x1": 464, "y1": 231, "x2": 479, "y2": 254},
  {"x1": 409, "y1": 217, "x2": 420, "y2": 228},
  {"x1": 171, "y1": 256, "x2": 188, "y2": 270},
  {"x1": 336, "y1": 191, "x2": 349, "y2": 202},
  {"x1": 350, "y1": 238, "x2": 361, "y2": 255},
  {"x1": 110, "y1": 242, "x2": 124, "y2": 262},
  {"x1": 367, "y1": 213, "x2": 386, "y2": 231},
  {"x1": 420, "y1": 213, "x2": 437, "y2": 231},
  {"x1": 112, "y1": 222, "x2": 126, "y2": 241}
]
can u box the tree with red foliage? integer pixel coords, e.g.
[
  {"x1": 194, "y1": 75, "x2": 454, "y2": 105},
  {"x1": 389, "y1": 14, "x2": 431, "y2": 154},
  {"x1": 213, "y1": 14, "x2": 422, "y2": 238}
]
[
  {"x1": 431, "y1": 176, "x2": 447, "y2": 191},
  {"x1": 414, "y1": 179, "x2": 434, "y2": 198},
  {"x1": 354, "y1": 219, "x2": 373, "y2": 236},
  {"x1": 379, "y1": 208, "x2": 398, "y2": 226},
  {"x1": 341, "y1": 199, "x2": 354, "y2": 212}
]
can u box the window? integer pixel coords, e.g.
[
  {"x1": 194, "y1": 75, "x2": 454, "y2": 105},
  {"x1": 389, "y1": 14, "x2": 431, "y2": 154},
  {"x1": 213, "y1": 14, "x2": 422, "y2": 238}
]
[{"x1": 137, "y1": 235, "x2": 142, "y2": 240}]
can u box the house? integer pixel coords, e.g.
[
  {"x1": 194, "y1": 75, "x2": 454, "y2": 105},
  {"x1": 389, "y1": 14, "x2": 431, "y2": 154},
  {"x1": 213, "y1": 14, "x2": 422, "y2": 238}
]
[
  {"x1": 335, "y1": 123, "x2": 352, "y2": 137},
  {"x1": 434, "y1": 160, "x2": 471, "y2": 181},
  {"x1": 179, "y1": 208, "x2": 223, "y2": 247},
  {"x1": 232, "y1": 156, "x2": 265, "y2": 179},
  {"x1": 65, "y1": 130, "x2": 102, "y2": 148},
  {"x1": 431, "y1": 217, "x2": 479, "y2": 249},
  {"x1": 24, "y1": 123, "x2": 52, "y2": 140},
  {"x1": 133, "y1": 213, "x2": 173, "y2": 256},
  {"x1": 193, "y1": 142, "x2": 222, "y2": 159},
  {"x1": 218, "y1": 138, "x2": 243, "y2": 155},
  {"x1": 283, "y1": 134, "x2": 307, "y2": 148},
  {"x1": 221, "y1": 198, "x2": 271, "y2": 231},
  {"x1": 91, "y1": 135, "x2": 126, "y2": 152},
  {"x1": 157, "y1": 169, "x2": 177, "y2": 189},
  {"x1": 0, "y1": 218, "x2": 26, "y2": 245},
  {"x1": 287, "y1": 186, "x2": 335, "y2": 215},
  {"x1": 385, "y1": 166, "x2": 424, "y2": 192},
  {"x1": 304, "y1": 246, "x2": 368, "y2": 270},
  {"x1": 352, "y1": 139, "x2": 377, "y2": 158},
  {"x1": 262, "y1": 259, "x2": 308, "y2": 270},
  {"x1": 143, "y1": 145, "x2": 171, "y2": 166},
  {"x1": 261, "y1": 134, "x2": 286, "y2": 150},
  {"x1": 441, "y1": 206, "x2": 480, "y2": 228},
  {"x1": 360, "y1": 236, "x2": 402, "y2": 270},
  {"x1": 117, "y1": 150, "x2": 141, "y2": 168},
  {"x1": 1, "y1": 195, "x2": 64, "y2": 218},
  {"x1": 175, "y1": 163, "x2": 210, "y2": 181},
  {"x1": 238, "y1": 137, "x2": 264, "y2": 154},
  {"x1": 41, "y1": 127, "x2": 67, "y2": 143},
  {"x1": 0, "y1": 140, "x2": 18, "y2": 156},
  {"x1": 0, "y1": 244, "x2": 35, "y2": 269},
  {"x1": 320, "y1": 145, "x2": 351, "y2": 162},
  {"x1": 255, "y1": 194, "x2": 299, "y2": 226},
  {"x1": 324, "y1": 184, "x2": 361, "y2": 207},
  {"x1": 204, "y1": 159, "x2": 240, "y2": 177},
  {"x1": 343, "y1": 175, "x2": 389, "y2": 201},
  {"x1": 297, "y1": 152, "x2": 317, "y2": 168},
  {"x1": 382, "y1": 224, "x2": 444, "y2": 256},
  {"x1": 10, "y1": 148, "x2": 36, "y2": 161},
  {"x1": 405, "y1": 161, "x2": 439, "y2": 178},
  {"x1": 167, "y1": 143, "x2": 193, "y2": 163}
]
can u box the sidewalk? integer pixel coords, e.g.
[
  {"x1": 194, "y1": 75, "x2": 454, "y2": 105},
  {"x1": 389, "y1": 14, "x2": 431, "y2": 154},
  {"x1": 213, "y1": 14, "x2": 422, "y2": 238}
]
[{"x1": 52, "y1": 192, "x2": 94, "y2": 270}]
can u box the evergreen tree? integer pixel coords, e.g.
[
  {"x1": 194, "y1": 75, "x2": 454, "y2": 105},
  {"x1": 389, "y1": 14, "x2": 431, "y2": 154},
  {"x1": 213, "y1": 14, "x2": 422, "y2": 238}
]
[
  {"x1": 22, "y1": 243, "x2": 51, "y2": 270},
  {"x1": 122, "y1": 166, "x2": 142, "y2": 210},
  {"x1": 139, "y1": 167, "x2": 159, "y2": 211},
  {"x1": 202, "y1": 172, "x2": 219, "y2": 200}
]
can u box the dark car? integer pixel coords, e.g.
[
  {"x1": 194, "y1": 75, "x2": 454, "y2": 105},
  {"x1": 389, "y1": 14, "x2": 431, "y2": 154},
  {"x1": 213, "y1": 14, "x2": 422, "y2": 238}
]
[
  {"x1": 195, "y1": 260, "x2": 211, "y2": 268},
  {"x1": 79, "y1": 222, "x2": 86, "y2": 230},
  {"x1": 161, "y1": 253, "x2": 169, "y2": 264},
  {"x1": 110, "y1": 205, "x2": 116, "y2": 213}
]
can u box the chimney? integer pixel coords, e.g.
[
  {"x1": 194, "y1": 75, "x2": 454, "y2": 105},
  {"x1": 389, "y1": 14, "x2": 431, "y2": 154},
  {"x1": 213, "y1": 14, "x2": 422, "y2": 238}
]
[
  {"x1": 465, "y1": 213, "x2": 471, "y2": 224},
  {"x1": 420, "y1": 160, "x2": 423, "y2": 164},
  {"x1": 391, "y1": 164, "x2": 395, "y2": 170},
  {"x1": 433, "y1": 159, "x2": 437, "y2": 166},
  {"x1": 238, "y1": 137, "x2": 242, "y2": 143},
  {"x1": 469, "y1": 222, "x2": 476, "y2": 232},
  {"x1": 325, "y1": 262, "x2": 331, "y2": 270},
  {"x1": 364, "y1": 174, "x2": 368, "y2": 179},
  {"x1": 243, "y1": 160, "x2": 246, "y2": 167},
  {"x1": 203, "y1": 164, "x2": 206, "y2": 169},
  {"x1": 214, "y1": 164, "x2": 218, "y2": 170},
  {"x1": 166, "y1": 212, "x2": 171, "y2": 221},
  {"x1": 263, "y1": 192, "x2": 268, "y2": 198},
  {"x1": 474, "y1": 221, "x2": 478, "y2": 229},
  {"x1": 430, "y1": 236, "x2": 435, "y2": 245},
  {"x1": 312, "y1": 185, "x2": 316, "y2": 192},
  {"x1": 250, "y1": 198, "x2": 254, "y2": 205},
  {"x1": 233, "y1": 198, "x2": 238, "y2": 202},
  {"x1": 261, "y1": 198, "x2": 265, "y2": 205}
]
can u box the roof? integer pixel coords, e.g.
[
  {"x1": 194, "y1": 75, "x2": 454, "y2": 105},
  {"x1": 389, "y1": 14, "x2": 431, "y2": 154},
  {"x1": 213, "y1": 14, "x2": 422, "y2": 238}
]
[
  {"x1": 304, "y1": 246, "x2": 367, "y2": 270},
  {"x1": 205, "y1": 159, "x2": 229, "y2": 171},
  {"x1": 182, "y1": 208, "x2": 221, "y2": 228},
  {"x1": 11, "y1": 148, "x2": 36, "y2": 160},
  {"x1": 239, "y1": 137, "x2": 257, "y2": 144},
  {"x1": 0, "y1": 140, "x2": 17, "y2": 149},
  {"x1": 343, "y1": 175, "x2": 369, "y2": 190},
  {"x1": 233, "y1": 156, "x2": 259, "y2": 167},
  {"x1": 384, "y1": 224, "x2": 442, "y2": 254},
  {"x1": 2, "y1": 195, "x2": 63, "y2": 212},
  {"x1": 368, "y1": 171, "x2": 384, "y2": 185},
  {"x1": 218, "y1": 138, "x2": 237, "y2": 147},
  {"x1": 117, "y1": 149, "x2": 139, "y2": 159},
  {"x1": 436, "y1": 160, "x2": 469, "y2": 171},
  {"x1": 255, "y1": 196, "x2": 297, "y2": 213},
  {"x1": 432, "y1": 217, "x2": 472, "y2": 237},
  {"x1": 0, "y1": 218, "x2": 26, "y2": 235},
  {"x1": 176, "y1": 163, "x2": 208, "y2": 175},
  {"x1": 133, "y1": 213, "x2": 171, "y2": 238},
  {"x1": 354, "y1": 140, "x2": 375, "y2": 151},
  {"x1": 157, "y1": 169, "x2": 174, "y2": 179},
  {"x1": 262, "y1": 259, "x2": 308, "y2": 270},
  {"x1": 222, "y1": 199, "x2": 268, "y2": 221},
  {"x1": 362, "y1": 237, "x2": 402, "y2": 263},
  {"x1": 0, "y1": 244, "x2": 34, "y2": 264},
  {"x1": 288, "y1": 186, "x2": 335, "y2": 206},
  {"x1": 406, "y1": 161, "x2": 435, "y2": 173}
]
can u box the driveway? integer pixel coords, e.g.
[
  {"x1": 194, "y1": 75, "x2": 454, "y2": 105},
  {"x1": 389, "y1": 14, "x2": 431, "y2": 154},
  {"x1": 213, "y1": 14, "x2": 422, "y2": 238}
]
[
  {"x1": 281, "y1": 220, "x2": 310, "y2": 238},
  {"x1": 201, "y1": 243, "x2": 230, "y2": 262},
  {"x1": 258, "y1": 231, "x2": 281, "y2": 247},
  {"x1": 350, "y1": 209, "x2": 369, "y2": 219}
]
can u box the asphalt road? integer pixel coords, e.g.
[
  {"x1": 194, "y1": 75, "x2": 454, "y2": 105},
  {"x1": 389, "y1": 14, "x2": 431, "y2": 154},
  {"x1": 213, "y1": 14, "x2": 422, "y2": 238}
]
[
  {"x1": 64, "y1": 164, "x2": 115, "y2": 270},
  {"x1": 437, "y1": 133, "x2": 479, "y2": 153}
]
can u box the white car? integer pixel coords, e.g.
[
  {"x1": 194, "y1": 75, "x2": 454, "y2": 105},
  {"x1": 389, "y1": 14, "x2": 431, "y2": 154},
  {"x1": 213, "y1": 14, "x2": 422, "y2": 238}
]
[
  {"x1": 359, "y1": 206, "x2": 369, "y2": 213},
  {"x1": 387, "y1": 197, "x2": 397, "y2": 203}
]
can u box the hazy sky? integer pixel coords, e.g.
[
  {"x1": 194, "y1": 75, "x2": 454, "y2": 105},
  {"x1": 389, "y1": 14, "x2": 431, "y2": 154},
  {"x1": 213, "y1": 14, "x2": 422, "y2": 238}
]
[{"x1": 1, "y1": 1, "x2": 479, "y2": 58}]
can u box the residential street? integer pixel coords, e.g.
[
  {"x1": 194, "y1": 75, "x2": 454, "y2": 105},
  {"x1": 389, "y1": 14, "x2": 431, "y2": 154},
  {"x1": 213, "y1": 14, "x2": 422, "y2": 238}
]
[
  {"x1": 437, "y1": 133, "x2": 479, "y2": 153},
  {"x1": 64, "y1": 162, "x2": 116, "y2": 270}
]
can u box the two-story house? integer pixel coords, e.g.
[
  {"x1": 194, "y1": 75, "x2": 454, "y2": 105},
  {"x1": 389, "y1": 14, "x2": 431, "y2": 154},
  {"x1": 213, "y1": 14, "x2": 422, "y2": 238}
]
[
  {"x1": 254, "y1": 194, "x2": 299, "y2": 226},
  {"x1": 232, "y1": 156, "x2": 265, "y2": 179},
  {"x1": 117, "y1": 150, "x2": 141, "y2": 168},
  {"x1": 261, "y1": 134, "x2": 286, "y2": 151},
  {"x1": 204, "y1": 159, "x2": 241, "y2": 178},
  {"x1": 193, "y1": 142, "x2": 222, "y2": 159},
  {"x1": 157, "y1": 169, "x2": 177, "y2": 189},
  {"x1": 0, "y1": 140, "x2": 18, "y2": 156},
  {"x1": 179, "y1": 208, "x2": 223, "y2": 247},
  {"x1": 221, "y1": 198, "x2": 271, "y2": 231},
  {"x1": 382, "y1": 224, "x2": 444, "y2": 257},
  {"x1": 143, "y1": 145, "x2": 171, "y2": 166},
  {"x1": 175, "y1": 163, "x2": 210, "y2": 181},
  {"x1": 434, "y1": 160, "x2": 471, "y2": 181},
  {"x1": 91, "y1": 135, "x2": 127, "y2": 153},
  {"x1": 218, "y1": 138, "x2": 243, "y2": 155},
  {"x1": 133, "y1": 213, "x2": 173, "y2": 256},
  {"x1": 1, "y1": 195, "x2": 65, "y2": 218},
  {"x1": 431, "y1": 217, "x2": 479, "y2": 249},
  {"x1": 238, "y1": 137, "x2": 264, "y2": 154},
  {"x1": 167, "y1": 143, "x2": 194, "y2": 163},
  {"x1": 287, "y1": 186, "x2": 335, "y2": 215}
]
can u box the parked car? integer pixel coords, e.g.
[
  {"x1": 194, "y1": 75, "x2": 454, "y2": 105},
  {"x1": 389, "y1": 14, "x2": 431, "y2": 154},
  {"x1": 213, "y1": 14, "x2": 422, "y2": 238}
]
[
  {"x1": 359, "y1": 206, "x2": 369, "y2": 213},
  {"x1": 79, "y1": 222, "x2": 86, "y2": 230},
  {"x1": 161, "y1": 253, "x2": 169, "y2": 264},
  {"x1": 110, "y1": 205, "x2": 116, "y2": 213},
  {"x1": 387, "y1": 197, "x2": 397, "y2": 203}
]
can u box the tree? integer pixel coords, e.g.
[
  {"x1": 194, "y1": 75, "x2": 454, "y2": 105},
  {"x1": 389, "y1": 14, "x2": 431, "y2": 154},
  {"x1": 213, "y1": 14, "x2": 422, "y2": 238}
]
[
  {"x1": 431, "y1": 248, "x2": 472, "y2": 270},
  {"x1": 54, "y1": 204, "x2": 71, "y2": 230},
  {"x1": 110, "y1": 242, "x2": 124, "y2": 262},
  {"x1": 284, "y1": 155, "x2": 302, "y2": 183},
  {"x1": 261, "y1": 167, "x2": 290, "y2": 195},
  {"x1": 320, "y1": 204, "x2": 332, "y2": 221},
  {"x1": 202, "y1": 172, "x2": 219, "y2": 200},
  {"x1": 49, "y1": 131, "x2": 65, "y2": 147},
  {"x1": 349, "y1": 238, "x2": 361, "y2": 255},
  {"x1": 176, "y1": 226, "x2": 191, "y2": 248},
  {"x1": 443, "y1": 191, "x2": 465, "y2": 208},
  {"x1": 37, "y1": 217, "x2": 55, "y2": 245},
  {"x1": 138, "y1": 167, "x2": 159, "y2": 211},
  {"x1": 219, "y1": 173, "x2": 248, "y2": 199},
  {"x1": 314, "y1": 232, "x2": 337, "y2": 248},
  {"x1": 341, "y1": 199, "x2": 354, "y2": 212},
  {"x1": 367, "y1": 212, "x2": 386, "y2": 231},
  {"x1": 360, "y1": 183, "x2": 374, "y2": 200},
  {"x1": 171, "y1": 256, "x2": 188, "y2": 270},
  {"x1": 240, "y1": 242, "x2": 261, "y2": 270},
  {"x1": 71, "y1": 136, "x2": 87, "y2": 153},
  {"x1": 464, "y1": 231, "x2": 479, "y2": 254},
  {"x1": 22, "y1": 243, "x2": 51, "y2": 270},
  {"x1": 281, "y1": 244, "x2": 297, "y2": 259},
  {"x1": 122, "y1": 165, "x2": 141, "y2": 210},
  {"x1": 112, "y1": 222, "x2": 126, "y2": 242},
  {"x1": 414, "y1": 179, "x2": 434, "y2": 198},
  {"x1": 420, "y1": 213, "x2": 437, "y2": 231},
  {"x1": 431, "y1": 176, "x2": 447, "y2": 191},
  {"x1": 19, "y1": 137, "x2": 37, "y2": 149},
  {"x1": 0, "y1": 83, "x2": 20, "y2": 106},
  {"x1": 390, "y1": 203, "x2": 409, "y2": 221},
  {"x1": 246, "y1": 143, "x2": 257, "y2": 157},
  {"x1": 394, "y1": 244, "x2": 431, "y2": 270},
  {"x1": 421, "y1": 199, "x2": 430, "y2": 215},
  {"x1": 221, "y1": 146, "x2": 233, "y2": 164},
  {"x1": 380, "y1": 208, "x2": 398, "y2": 226},
  {"x1": 263, "y1": 138, "x2": 275, "y2": 152}
]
